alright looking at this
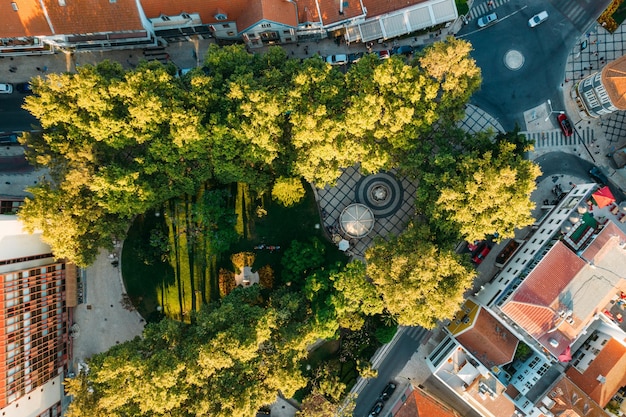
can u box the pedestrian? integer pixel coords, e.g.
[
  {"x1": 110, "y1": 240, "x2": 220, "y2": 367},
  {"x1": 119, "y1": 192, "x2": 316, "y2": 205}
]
[{"x1": 36, "y1": 67, "x2": 41, "y2": 72}]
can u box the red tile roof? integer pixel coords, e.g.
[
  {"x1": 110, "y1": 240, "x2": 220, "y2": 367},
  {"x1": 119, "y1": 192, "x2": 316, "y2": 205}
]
[
  {"x1": 394, "y1": 387, "x2": 460, "y2": 417},
  {"x1": 238, "y1": 0, "x2": 298, "y2": 32},
  {"x1": 582, "y1": 221, "x2": 626, "y2": 262},
  {"x1": 546, "y1": 376, "x2": 606, "y2": 417},
  {"x1": 2, "y1": 0, "x2": 52, "y2": 37},
  {"x1": 140, "y1": 0, "x2": 250, "y2": 25},
  {"x1": 566, "y1": 339, "x2": 626, "y2": 407},
  {"x1": 455, "y1": 308, "x2": 518, "y2": 367},
  {"x1": 314, "y1": 0, "x2": 365, "y2": 25},
  {"x1": 362, "y1": 0, "x2": 429, "y2": 18},
  {"x1": 43, "y1": 0, "x2": 144, "y2": 35},
  {"x1": 295, "y1": 0, "x2": 321, "y2": 24},
  {"x1": 500, "y1": 302, "x2": 556, "y2": 338},
  {"x1": 512, "y1": 242, "x2": 586, "y2": 307}
]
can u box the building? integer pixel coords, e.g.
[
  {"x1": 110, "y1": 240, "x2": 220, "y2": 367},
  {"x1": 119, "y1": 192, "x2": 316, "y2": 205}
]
[
  {"x1": 388, "y1": 384, "x2": 461, "y2": 417},
  {"x1": 576, "y1": 54, "x2": 626, "y2": 118},
  {"x1": 0, "y1": 0, "x2": 155, "y2": 55},
  {"x1": 0, "y1": 215, "x2": 77, "y2": 417},
  {"x1": 429, "y1": 183, "x2": 626, "y2": 417}
]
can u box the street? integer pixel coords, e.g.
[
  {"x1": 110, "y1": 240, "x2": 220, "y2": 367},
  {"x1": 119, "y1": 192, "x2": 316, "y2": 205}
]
[
  {"x1": 458, "y1": 0, "x2": 611, "y2": 130},
  {"x1": 0, "y1": 94, "x2": 38, "y2": 133}
]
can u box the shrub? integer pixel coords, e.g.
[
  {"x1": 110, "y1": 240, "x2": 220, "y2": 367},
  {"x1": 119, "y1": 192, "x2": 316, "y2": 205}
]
[
  {"x1": 271, "y1": 177, "x2": 306, "y2": 207},
  {"x1": 374, "y1": 325, "x2": 398, "y2": 344}
]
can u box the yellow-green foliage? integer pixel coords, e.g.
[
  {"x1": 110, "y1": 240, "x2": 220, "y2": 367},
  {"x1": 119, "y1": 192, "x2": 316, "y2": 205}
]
[{"x1": 271, "y1": 177, "x2": 306, "y2": 207}]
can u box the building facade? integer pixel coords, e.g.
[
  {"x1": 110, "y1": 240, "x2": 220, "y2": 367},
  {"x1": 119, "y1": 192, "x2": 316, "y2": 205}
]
[
  {"x1": 0, "y1": 216, "x2": 77, "y2": 417},
  {"x1": 576, "y1": 54, "x2": 626, "y2": 118},
  {"x1": 429, "y1": 183, "x2": 626, "y2": 417}
]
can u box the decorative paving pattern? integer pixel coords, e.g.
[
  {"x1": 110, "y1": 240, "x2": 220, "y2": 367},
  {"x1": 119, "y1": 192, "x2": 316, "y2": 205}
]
[
  {"x1": 458, "y1": 104, "x2": 504, "y2": 134},
  {"x1": 317, "y1": 166, "x2": 417, "y2": 258},
  {"x1": 503, "y1": 49, "x2": 524, "y2": 71},
  {"x1": 602, "y1": 111, "x2": 626, "y2": 144},
  {"x1": 355, "y1": 172, "x2": 404, "y2": 218}
]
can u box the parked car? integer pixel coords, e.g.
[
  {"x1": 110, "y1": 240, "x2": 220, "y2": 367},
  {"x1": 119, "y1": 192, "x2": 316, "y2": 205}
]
[
  {"x1": 477, "y1": 13, "x2": 498, "y2": 28},
  {"x1": 0, "y1": 134, "x2": 19, "y2": 145},
  {"x1": 348, "y1": 52, "x2": 364, "y2": 63},
  {"x1": 325, "y1": 54, "x2": 348, "y2": 65},
  {"x1": 391, "y1": 45, "x2": 413, "y2": 55},
  {"x1": 557, "y1": 113, "x2": 573, "y2": 137},
  {"x1": 589, "y1": 167, "x2": 608, "y2": 186},
  {"x1": 0, "y1": 83, "x2": 13, "y2": 94},
  {"x1": 368, "y1": 400, "x2": 384, "y2": 417},
  {"x1": 472, "y1": 243, "x2": 491, "y2": 264},
  {"x1": 380, "y1": 382, "x2": 397, "y2": 401},
  {"x1": 467, "y1": 240, "x2": 484, "y2": 252},
  {"x1": 15, "y1": 82, "x2": 32, "y2": 94},
  {"x1": 528, "y1": 11, "x2": 549, "y2": 27},
  {"x1": 376, "y1": 50, "x2": 391, "y2": 59}
]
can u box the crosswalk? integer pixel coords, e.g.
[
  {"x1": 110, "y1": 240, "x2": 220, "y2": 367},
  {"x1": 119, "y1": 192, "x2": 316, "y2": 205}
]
[
  {"x1": 469, "y1": 0, "x2": 512, "y2": 20},
  {"x1": 401, "y1": 326, "x2": 430, "y2": 342},
  {"x1": 522, "y1": 126, "x2": 595, "y2": 149},
  {"x1": 550, "y1": 0, "x2": 601, "y2": 32}
]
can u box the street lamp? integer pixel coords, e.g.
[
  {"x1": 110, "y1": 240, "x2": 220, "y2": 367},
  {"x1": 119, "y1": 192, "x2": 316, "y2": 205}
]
[{"x1": 544, "y1": 99, "x2": 565, "y2": 121}]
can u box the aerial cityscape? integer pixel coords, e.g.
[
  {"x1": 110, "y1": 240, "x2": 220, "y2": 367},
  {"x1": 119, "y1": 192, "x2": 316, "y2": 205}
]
[{"x1": 1, "y1": 0, "x2": 626, "y2": 416}]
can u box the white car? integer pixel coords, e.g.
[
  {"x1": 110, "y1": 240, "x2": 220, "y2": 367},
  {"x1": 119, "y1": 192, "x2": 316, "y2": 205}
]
[
  {"x1": 0, "y1": 83, "x2": 13, "y2": 94},
  {"x1": 477, "y1": 13, "x2": 498, "y2": 28},
  {"x1": 325, "y1": 54, "x2": 348, "y2": 65},
  {"x1": 528, "y1": 11, "x2": 549, "y2": 27}
]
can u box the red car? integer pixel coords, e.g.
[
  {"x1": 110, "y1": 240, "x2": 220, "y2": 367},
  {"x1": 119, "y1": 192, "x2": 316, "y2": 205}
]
[
  {"x1": 557, "y1": 113, "x2": 573, "y2": 137},
  {"x1": 472, "y1": 244, "x2": 491, "y2": 264}
]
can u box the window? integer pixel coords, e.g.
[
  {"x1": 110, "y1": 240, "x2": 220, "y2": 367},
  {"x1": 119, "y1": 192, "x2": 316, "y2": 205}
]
[
  {"x1": 227, "y1": 31, "x2": 235, "y2": 36},
  {"x1": 222, "y1": 23, "x2": 230, "y2": 28},
  {"x1": 261, "y1": 23, "x2": 271, "y2": 28},
  {"x1": 215, "y1": 13, "x2": 228, "y2": 21},
  {"x1": 161, "y1": 15, "x2": 170, "y2": 21}
]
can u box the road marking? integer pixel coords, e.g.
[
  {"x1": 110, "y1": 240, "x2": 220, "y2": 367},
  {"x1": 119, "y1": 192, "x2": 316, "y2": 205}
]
[{"x1": 458, "y1": 6, "x2": 528, "y2": 38}]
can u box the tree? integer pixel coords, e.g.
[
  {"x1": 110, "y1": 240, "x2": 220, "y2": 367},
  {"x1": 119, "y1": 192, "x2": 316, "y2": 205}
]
[
  {"x1": 281, "y1": 238, "x2": 326, "y2": 281},
  {"x1": 271, "y1": 177, "x2": 306, "y2": 207},
  {"x1": 365, "y1": 224, "x2": 476, "y2": 328},
  {"x1": 426, "y1": 141, "x2": 541, "y2": 242},
  {"x1": 329, "y1": 261, "x2": 384, "y2": 330},
  {"x1": 65, "y1": 286, "x2": 321, "y2": 417}
]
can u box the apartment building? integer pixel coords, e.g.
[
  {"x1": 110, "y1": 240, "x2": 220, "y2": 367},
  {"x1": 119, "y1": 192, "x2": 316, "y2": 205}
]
[
  {"x1": 0, "y1": 215, "x2": 77, "y2": 417},
  {"x1": 429, "y1": 183, "x2": 626, "y2": 417}
]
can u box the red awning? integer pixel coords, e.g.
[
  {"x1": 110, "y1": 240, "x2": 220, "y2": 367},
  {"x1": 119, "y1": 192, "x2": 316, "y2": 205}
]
[
  {"x1": 592, "y1": 186, "x2": 615, "y2": 208},
  {"x1": 558, "y1": 345, "x2": 572, "y2": 362}
]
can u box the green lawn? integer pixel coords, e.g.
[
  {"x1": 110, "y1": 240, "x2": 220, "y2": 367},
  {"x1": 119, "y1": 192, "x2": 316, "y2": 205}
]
[{"x1": 123, "y1": 181, "x2": 346, "y2": 321}]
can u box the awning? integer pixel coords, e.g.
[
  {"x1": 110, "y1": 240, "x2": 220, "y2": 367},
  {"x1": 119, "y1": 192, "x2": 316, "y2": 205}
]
[{"x1": 592, "y1": 186, "x2": 615, "y2": 208}]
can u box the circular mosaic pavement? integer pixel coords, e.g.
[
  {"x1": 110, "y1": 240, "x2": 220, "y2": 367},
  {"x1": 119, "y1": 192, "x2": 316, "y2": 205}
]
[
  {"x1": 355, "y1": 172, "x2": 404, "y2": 218},
  {"x1": 504, "y1": 49, "x2": 524, "y2": 71}
]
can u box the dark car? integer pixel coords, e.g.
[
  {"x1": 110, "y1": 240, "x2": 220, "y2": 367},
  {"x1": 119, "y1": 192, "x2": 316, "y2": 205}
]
[
  {"x1": 380, "y1": 382, "x2": 397, "y2": 401},
  {"x1": 368, "y1": 400, "x2": 384, "y2": 417},
  {"x1": 376, "y1": 50, "x2": 391, "y2": 60},
  {"x1": 15, "y1": 82, "x2": 32, "y2": 94},
  {"x1": 557, "y1": 113, "x2": 573, "y2": 137},
  {"x1": 348, "y1": 52, "x2": 364, "y2": 63},
  {"x1": 391, "y1": 45, "x2": 413, "y2": 55},
  {"x1": 589, "y1": 167, "x2": 608, "y2": 186},
  {"x1": 0, "y1": 134, "x2": 19, "y2": 145},
  {"x1": 472, "y1": 243, "x2": 491, "y2": 264}
]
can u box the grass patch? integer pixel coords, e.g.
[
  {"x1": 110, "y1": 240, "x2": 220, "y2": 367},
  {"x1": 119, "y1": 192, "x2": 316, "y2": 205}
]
[
  {"x1": 455, "y1": 0, "x2": 469, "y2": 16},
  {"x1": 121, "y1": 211, "x2": 175, "y2": 321}
]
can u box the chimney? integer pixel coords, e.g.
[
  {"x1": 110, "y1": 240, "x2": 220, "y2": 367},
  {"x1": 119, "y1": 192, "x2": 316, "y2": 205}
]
[{"x1": 597, "y1": 375, "x2": 606, "y2": 384}]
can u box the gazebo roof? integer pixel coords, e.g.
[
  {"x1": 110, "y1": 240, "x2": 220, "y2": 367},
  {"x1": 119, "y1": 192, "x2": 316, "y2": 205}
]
[{"x1": 340, "y1": 203, "x2": 374, "y2": 238}]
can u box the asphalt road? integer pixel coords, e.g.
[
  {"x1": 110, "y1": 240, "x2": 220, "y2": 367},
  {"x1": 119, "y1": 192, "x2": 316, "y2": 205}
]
[
  {"x1": 535, "y1": 151, "x2": 625, "y2": 201},
  {"x1": 458, "y1": 0, "x2": 612, "y2": 130},
  {"x1": 0, "y1": 94, "x2": 38, "y2": 133},
  {"x1": 0, "y1": 155, "x2": 32, "y2": 173}
]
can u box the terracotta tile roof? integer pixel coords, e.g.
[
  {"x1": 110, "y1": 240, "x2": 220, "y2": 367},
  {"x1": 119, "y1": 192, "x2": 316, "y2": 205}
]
[
  {"x1": 512, "y1": 242, "x2": 586, "y2": 307},
  {"x1": 545, "y1": 376, "x2": 606, "y2": 417},
  {"x1": 140, "y1": 0, "x2": 249, "y2": 25},
  {"x1": 238, "y1": 0, "x2": 298, "y2": 32},
  {"x1": 361, "y1": 0, "x2": 429, "y2": 18},
  {"x1": 42, "y1": 0, "x2": 144, "y2": 35},
  {"x1": 601, "y1": 54, "x2": 626, "y2": 110},
  {"x1": 295, "y1": 0, "x2": 321, "y2": 24},
  {"x1": 500, "y1": 302, "x2": 556, "y2": 338},
  {"x1": 314, "y1": 0, "x2": 365, "y2": 25},
  {"x1": 465, "y1": 375, "x2": 516, "y2": 417},
  {"x1": 566, "y1": 339, "x2": 626, "y2": 407},
  {"x1": 582, "y1": 221, "x2": 626, "y2": 262},
  {"x1": 1, "y1": 0, "x2": 52, "y2": 37},
  {"x1": 394, "y1": 387, "x2": 460, "y2": 417},
  {"x1": 455, "y1": 308, "x2": 518, "y2": 367}
]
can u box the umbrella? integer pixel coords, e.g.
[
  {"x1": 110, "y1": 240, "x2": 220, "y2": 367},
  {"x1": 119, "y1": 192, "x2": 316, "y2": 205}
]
[
  {"x1": 338, "y1": 239, "x2": 350, "y2": 252},
  {"x1": 558, "y1": 346, "x2": 572, "y2": 362},
  {"x1": 592, "y1": 186, "x2": 616, "y2": 208}
]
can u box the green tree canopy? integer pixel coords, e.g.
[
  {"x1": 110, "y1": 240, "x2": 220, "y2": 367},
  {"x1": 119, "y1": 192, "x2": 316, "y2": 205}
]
[{"x1": 365, "y1": 224, "x2": 476, "y2": 327}]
